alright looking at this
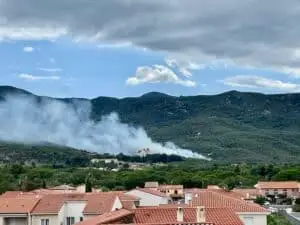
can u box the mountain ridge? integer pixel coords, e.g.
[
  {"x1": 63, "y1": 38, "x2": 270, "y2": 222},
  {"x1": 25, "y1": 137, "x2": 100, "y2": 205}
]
[{"x1": 1, "y1": 85, "x2": 300, "y2": 163}]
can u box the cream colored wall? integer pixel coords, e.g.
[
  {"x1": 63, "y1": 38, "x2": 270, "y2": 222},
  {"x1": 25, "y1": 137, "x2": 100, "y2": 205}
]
[
  {"x1": 111, "y1": 197, "x2": 122, "y2": 211},
  {"x1": 238, "y1": 213, "x2": 268, "y2": 225},
  {"x1": 0, "y1": 216, "x2": 4, "y2": 225},
  {"x1": 31, "y1": 215, "x2": 59, "y2": 225}
]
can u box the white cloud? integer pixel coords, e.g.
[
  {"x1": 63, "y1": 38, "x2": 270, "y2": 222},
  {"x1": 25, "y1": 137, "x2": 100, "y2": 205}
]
[
  {"x1": 165, "y1": 58, "x2": 204, "y2": 77},
  {"x1": 37, "y1": 68, "x2": 63, "y2": 72},
  {"x1": 0, "y1": 27, "x2": 67, "y2": 41},
  {"x1": 19, "y1": 73, "x2": 61, "y2": 81},
  {"x1": 23, "y1": 46, "x2": 34, "y2": 52},
  {"x1": 222, "y1": 75, "x2": 300, "y2": 92},
  {"x1": 126, "y1": 65, "x2": 196, "y2": 87}
]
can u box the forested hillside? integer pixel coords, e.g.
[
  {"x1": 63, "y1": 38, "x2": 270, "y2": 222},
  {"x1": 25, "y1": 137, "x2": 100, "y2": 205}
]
[{"x1": 1, "y1": 86, "x2": 300, "y2": 163}]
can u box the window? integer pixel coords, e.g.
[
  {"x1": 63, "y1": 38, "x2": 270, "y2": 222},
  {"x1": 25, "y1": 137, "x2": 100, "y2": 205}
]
[
  {"x1": 244, "y1": 217, "x2": 253, "y2": 225},
  {"x1": 41, "y1": 219, "x2": 49, "y2": 225},
  {"x1": 66, "y1": 217, "x2": 75, "y2": 225},
  {"x1": 80, "y1": 217, "x2": 83, "y2": 222}
]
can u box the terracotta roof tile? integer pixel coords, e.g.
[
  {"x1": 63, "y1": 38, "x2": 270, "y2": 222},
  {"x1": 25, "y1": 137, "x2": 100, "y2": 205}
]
[
  {"x1": 255, "y1": 181, "x2": 300, "y2": 189},
  {"x1": 232, "y1": 189, "x2": 259, "y2": 198},
  {"x1": 83, "y1": 193, "x2": 119, "y2": 215},
  {"x1": 0, "y1": 198, "x2": 40, "y2": 214},
  {"x1": 75, "y1": 209, "x2": 133, "y2": 225},
  {"x1": 32, "y1": 193, "x2": 86, "y2": 214},
  {"x1": 134, "y1": 207, "x2": 243, "y2": 225},
  {"x1": 190, "y1": 190, "x2": 267, "y2": 213}
]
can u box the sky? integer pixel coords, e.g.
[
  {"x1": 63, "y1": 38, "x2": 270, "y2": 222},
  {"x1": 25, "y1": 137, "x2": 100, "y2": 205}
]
[{"x1": 1, "y1": 0, "x2": 300, "y2": 98}]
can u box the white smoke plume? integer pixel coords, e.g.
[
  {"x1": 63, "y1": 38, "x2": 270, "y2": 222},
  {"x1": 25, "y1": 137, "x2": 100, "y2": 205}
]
[{"x1": 0, "y1": 94, "x2": 209, "y2": 160}]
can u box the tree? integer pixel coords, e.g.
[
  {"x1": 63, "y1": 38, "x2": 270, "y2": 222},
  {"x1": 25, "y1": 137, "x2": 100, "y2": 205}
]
[
  {"x1": 85, "y1": 173, "x2": 92, "y2": 193},
  {"x1": 254, "y1": 196, "x2": 266, "y2": 205},
  {"x1": 294, "y1": 198, "x2": 300, "y2": 212}
]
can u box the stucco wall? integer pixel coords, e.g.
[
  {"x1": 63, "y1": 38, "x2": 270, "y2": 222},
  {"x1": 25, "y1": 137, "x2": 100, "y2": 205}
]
[
  {"x1": 31, "y1": 215, "x2": 58, "y2": 225},
  {"x1": 126, "y1": 190, "x2": 168, "y2": 206},
  {"x1": 63, "y1": 201, "x2": 86, "y2": 224},
  {"x1": 111, "y1": 197, "x2": 122, "y2": 211},
  {"x1": 238, "y1": 213, "x2": 268, "y2": 225}
]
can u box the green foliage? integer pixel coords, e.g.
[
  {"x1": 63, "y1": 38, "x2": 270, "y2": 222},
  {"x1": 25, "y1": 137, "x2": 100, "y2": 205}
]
[
  {"x1": 267, "y1": 214, "x2": 292, "y2": 225},
  {"x1": 1, "y1": 86, "x2": 300, "y2": 164},
  {"x1": 85, "y1": 173, "x2": 92, "y2": 193},
  {"x1": 294, "y1": 198, "x2": 300, "y2": 212},
  {"x1": 254, "y1": 196, "x2": 266, "y2": 205},
  {"x1": 0, "y1": 162, "x2": 298, "y2": 194}
]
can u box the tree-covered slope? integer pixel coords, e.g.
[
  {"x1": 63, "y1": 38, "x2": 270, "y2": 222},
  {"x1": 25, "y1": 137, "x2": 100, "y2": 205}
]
[{"x1": 1, "y1": 86, "x2": 300, "y2": 163}]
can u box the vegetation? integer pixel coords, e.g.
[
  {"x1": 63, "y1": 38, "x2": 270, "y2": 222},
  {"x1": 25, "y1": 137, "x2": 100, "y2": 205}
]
[
  {"x1": 0, "y1": 163, "x2": 299, "y2": 194},
  {"x1": 267, "y1": 214, "x2": 292, "y2": 225},
  {"x1": 294, "y1": 198, "x2": 300, "y2": 212},
  {"x1": 1, "y1": 86, "x2": 300, "y2": 163}
]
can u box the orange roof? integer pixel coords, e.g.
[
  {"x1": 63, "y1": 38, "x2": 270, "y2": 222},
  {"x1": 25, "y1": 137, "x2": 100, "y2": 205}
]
[
  {"x1": 83, "y1": 193, "x2": 119, "y2": 215},
  {"x1": 190, "y1": 190, "x2": 267, "y2": 213},
  {"x1": 134, "y1": 207, "x2": 243, "y2": 225},
  {"x1": 75, "y1": 209, "x2": 134, "y2": 225},
  {"x1": 0, "y1": 198, "x2": 40, "y2": 214},
  {"x1": 134, "y1": 189, "x2": 168, "y2": 198},
  {"x1": 256, "y1": 181, "x2": 300, "y2": 189},
  {"x1": 232, "y1": 189, "x2": 259, "y2": 198},
  {"x1": 32, "y1": 193, "x2": 86, "y2": 214}
]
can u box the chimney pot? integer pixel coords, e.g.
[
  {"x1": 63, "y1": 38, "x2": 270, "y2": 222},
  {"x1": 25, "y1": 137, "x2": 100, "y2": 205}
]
[
  {"x1": 196, "y1": 206, "x2": 205, "y2": 223},
  {"x1": 177, "y1": 207, "x2": 183, "y2": 222}
]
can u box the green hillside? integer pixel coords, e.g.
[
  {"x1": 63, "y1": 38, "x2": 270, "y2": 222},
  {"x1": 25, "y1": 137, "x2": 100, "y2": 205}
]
[{"x1": 1, "y1": 86, "x2": 300, "y2": 163}]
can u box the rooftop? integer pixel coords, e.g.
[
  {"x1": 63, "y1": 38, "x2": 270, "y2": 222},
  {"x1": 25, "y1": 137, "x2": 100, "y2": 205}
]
[
  {"x1": 190, "y1": 190, "x2": 268, "y2": 213},
  {"x1": 134, "y1": 207, "x2": 243, "y2": 225},
  {"x1": 255, "y1": 181, "x2": 300, "y2": 189}
]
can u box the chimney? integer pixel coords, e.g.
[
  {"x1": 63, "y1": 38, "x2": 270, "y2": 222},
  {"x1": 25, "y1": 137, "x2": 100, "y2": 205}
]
[
  {"x1": 246, "y1": 193, "x2": 250, "y2": 199},
  {"x1": 177, "y1": 207, "x2": 183, "y2": 222},
  {"x1": 196, "y1": 206, "x2": 205, "y2": 223}
]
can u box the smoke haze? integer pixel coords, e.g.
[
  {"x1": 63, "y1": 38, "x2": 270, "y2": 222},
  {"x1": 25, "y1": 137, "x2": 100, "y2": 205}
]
[{"x1": 0, "y1": 94, "x2": 208, "y2": 159}]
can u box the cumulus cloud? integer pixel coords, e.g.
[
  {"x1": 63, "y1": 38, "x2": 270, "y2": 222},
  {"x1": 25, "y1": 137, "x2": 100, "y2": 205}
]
[
  {"x1": 126, "y1": 65, "x2": 196, "y2": 87},
  {"x1": 0, "y1": 94, "x2": 208, "y2": 159},
  {"x1": 165, "y1": 58, "x2": 204, "y2": 77},
  {"x1": 1, "y1": 0, "x2": 300, "y2": 74},
  {"x1": 23, "y1": 46, "x2": 34, "y2": 52},
  {"x1": 37, "y1": 68, "x2": 63, "y2": 72},
  {"x1": 222, "y1": 75, "x2": 300, "y2": 92},
  {"x1": 19, "y1": 73, "x2": 60, "y2": 81}
]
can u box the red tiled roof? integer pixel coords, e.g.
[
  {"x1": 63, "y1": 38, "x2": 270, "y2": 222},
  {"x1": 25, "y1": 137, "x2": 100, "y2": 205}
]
[
  {"x1": 255, "y1": 181, "x2": 300, "y2": 189},
  {"x1": 0, "y1": 198, "x2": 40, "y2": 214},
  {"x1": 232, "y1": 189, "x2": 259, "y2": 198},
  {"x1": 134, "y1": 207, "x2": 243, "y2": 225},
  {"x1": 32, "y1": 193, "x2": 86, "y2": 214},
  {"x1": 190, "y1": 190, "x2": 267, "y2": 213},
  {"x1": 75, "y1": 209, "x2": 134, "y2": 225},
  {"x1": 134, "y1": 189, "x2": 168, "y2": 198},
  {"x1": 83, "y1": 193, "x2": 119, "y2": 215}
]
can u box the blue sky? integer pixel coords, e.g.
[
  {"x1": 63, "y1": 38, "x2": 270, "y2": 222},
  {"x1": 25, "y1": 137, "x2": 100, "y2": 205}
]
[{"x1": 1, "y1": 1, "x2": 300, "y2": 98}]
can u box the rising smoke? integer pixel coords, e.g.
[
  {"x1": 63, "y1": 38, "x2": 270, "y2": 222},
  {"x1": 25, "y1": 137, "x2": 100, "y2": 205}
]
[{"x1": 0, "y1": 94, "x2": 209, "y2": 159}]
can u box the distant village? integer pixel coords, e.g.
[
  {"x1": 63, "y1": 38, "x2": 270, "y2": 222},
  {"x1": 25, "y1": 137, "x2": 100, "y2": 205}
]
[{"x1": 0, "y1": 180, "x2": 299, "y2": 225}]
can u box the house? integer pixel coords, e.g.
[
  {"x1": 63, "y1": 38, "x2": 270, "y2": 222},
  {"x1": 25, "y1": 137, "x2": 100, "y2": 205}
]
[
  {"x1": 0, "y1": 192, "x2": 124, "y2": 225},
  {"x1": 144, "y1": 182, "x2": 159, "y2": 189},
  {"x1": 74, "y1": 206, "x2": 244, "y2": 225},
  {"x1": 254, "y1": 181, "x2": 300, "y2": 198},
  {"x1": 233, "y1": 189, "x2": 260, "y2": 201},
  {"x1": 190, "y1": 190, "x2": 270, "y2": 225},
  {"x1": 0, "y1": 198, "x2": 40, "y2": 225},
  {"x1": 125, "y1": 188, "x2": 170, "y2": 206},
  {"x1": 158, "y1": 185, "x2": 184, "y2": 200}
]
